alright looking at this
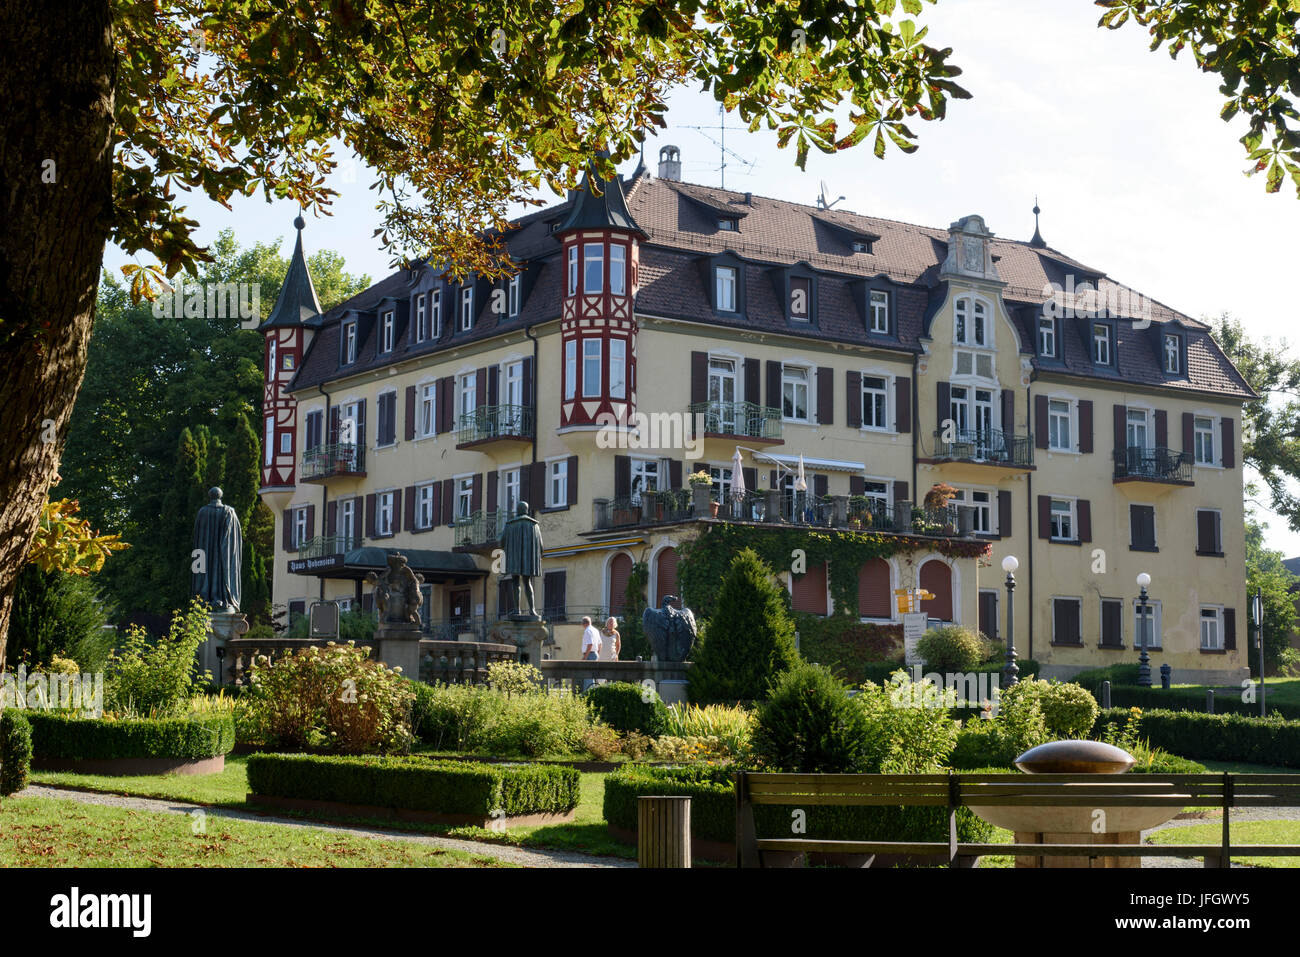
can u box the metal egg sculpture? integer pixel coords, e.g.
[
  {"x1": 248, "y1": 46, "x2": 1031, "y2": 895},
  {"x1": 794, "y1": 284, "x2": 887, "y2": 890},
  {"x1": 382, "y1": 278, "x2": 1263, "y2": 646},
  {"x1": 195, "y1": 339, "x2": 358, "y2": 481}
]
[{"x1": 1013, "y1": 739, "x2": 1136, "y2": 775}]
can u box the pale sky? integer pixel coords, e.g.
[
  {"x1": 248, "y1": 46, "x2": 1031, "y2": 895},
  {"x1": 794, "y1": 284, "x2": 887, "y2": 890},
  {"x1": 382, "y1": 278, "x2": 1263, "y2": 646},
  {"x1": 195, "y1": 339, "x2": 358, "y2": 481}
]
[{"x1": 102, "y1": 0, "x2": 1300, "y2": 553}]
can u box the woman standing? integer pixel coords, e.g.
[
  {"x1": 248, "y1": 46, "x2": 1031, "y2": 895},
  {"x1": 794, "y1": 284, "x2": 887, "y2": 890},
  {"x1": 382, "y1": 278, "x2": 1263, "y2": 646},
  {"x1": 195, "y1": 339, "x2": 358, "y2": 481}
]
[{"x1": 600, "y1": 617, "x2": 622, "y2": 661}]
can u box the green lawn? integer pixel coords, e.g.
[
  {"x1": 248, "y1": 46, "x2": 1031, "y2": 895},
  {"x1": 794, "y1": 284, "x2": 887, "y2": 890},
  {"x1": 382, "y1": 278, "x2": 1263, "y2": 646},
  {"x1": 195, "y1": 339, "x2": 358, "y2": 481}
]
[
  {"x1": 1146, "y1": 820, "x2": 1300, "y2": 868},
  {"x1": 0, "y1": 795, "x2": 512, "y2": 867},
  {"x1": 30, "y1": 756, "x2": 252, "y2": 807}
]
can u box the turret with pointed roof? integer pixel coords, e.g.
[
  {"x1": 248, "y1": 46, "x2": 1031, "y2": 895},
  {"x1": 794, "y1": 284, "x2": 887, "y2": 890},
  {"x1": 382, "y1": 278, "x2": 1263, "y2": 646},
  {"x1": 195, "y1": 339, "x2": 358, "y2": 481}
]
[{"x1": 260, "y1": 215, "x2": 324, "y2": 331}]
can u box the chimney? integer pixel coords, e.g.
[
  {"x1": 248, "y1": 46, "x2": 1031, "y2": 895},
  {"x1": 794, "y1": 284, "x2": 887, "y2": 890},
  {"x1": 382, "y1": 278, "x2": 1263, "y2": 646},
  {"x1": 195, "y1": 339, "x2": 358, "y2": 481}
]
[{"x1": 658, "y1": 145, "x2": 681, "y2": 181}]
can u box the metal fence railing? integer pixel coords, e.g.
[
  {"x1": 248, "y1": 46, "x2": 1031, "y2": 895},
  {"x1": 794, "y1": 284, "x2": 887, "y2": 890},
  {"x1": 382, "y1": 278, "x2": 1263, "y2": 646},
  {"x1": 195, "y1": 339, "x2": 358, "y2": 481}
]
[
  {"x1": 300, "y1": 442, "x2": 366, "y2": 481},
  {"x1": 1113, "y1": 446, "x2": 1193, "y2": 483}
]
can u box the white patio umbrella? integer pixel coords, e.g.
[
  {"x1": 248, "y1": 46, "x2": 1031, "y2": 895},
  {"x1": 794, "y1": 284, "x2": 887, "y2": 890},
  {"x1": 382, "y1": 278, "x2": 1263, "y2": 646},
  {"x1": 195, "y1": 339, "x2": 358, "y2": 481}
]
[
  {"x1": 795, "y1": 454, "x2": 808, "y2": 493},
  {"x1": 730, "y1": 447, "x2": 746, "y2": 501}
]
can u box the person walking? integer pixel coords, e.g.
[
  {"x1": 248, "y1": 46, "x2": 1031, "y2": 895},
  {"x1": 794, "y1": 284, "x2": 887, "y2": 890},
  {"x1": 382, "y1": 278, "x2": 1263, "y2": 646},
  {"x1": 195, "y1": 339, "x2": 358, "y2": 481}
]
[
  {"x1": 600, "y1": 617, "x2": 622, "y2": 661},
  {"x1": 580, "y1": 616, "x2": 601, "y2": 690}
]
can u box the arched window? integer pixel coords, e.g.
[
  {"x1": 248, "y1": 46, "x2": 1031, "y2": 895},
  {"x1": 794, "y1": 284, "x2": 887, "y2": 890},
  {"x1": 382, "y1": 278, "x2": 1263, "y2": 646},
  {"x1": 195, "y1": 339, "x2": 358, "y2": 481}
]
[
  {"x1": 858, "y1": 559, "x2": 891, "y2": 618},
  {"x1": 792, "y1": 561, "x2": 828, "y2": 615},
  {"x1": 918, "y1": 560, "x2": 954, "y2": 622},
  {"x1": 608, "y1": 553, "x2": 633, "y2": 616},
  {"x1": 654, "y1": 547, "x2": 679, "y2": 606}
]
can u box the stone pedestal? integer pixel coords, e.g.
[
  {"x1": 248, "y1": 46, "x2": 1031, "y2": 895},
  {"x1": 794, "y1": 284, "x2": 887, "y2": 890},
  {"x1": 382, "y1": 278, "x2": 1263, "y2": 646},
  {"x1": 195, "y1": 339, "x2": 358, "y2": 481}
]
[
  {"x1": 205, "y1": 612, "x2": 248, "y2": 685},
  {"x1": 490, "y1": 619, "x2": 554, "y2": 665},
  {"x1": 373, "y1": 621, "x2": 423, "y2": 678},
  {"x1": 656, "y1": 678, "x2": 689, "y2": 706}
]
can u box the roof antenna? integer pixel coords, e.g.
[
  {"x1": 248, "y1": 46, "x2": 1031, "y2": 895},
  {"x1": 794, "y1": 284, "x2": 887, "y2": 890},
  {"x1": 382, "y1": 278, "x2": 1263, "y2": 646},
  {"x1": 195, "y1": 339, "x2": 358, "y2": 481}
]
[
  {"x1": 682, "y1": 104, "x2": 757, "y2": 189},
  {"x1": 1030, "y1": 196, "x2": 1046, "y2": 248},
  {"x1": 816, "y1": 180, "x2": 845, "y2": 210}
]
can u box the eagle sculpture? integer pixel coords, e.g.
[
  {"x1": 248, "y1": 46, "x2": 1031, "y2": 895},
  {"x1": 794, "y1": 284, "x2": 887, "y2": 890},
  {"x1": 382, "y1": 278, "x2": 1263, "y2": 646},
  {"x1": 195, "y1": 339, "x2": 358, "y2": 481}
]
[{"x1": 641, "y1": 595, "x2": 698, "y2": 662}]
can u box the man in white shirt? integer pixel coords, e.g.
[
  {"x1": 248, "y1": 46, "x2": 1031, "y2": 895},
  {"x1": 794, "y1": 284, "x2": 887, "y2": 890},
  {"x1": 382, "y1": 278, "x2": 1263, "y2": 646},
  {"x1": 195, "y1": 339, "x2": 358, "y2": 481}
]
[{"x1": 580, "y1": 617, "x2": 602, "y2": 691}]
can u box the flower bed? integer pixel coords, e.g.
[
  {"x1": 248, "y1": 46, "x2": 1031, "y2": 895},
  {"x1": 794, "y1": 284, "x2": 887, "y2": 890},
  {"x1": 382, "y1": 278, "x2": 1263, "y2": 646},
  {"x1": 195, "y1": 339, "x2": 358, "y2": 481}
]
[{"x1": 25, "y1": 711, "x2": 234, "y2": 775}]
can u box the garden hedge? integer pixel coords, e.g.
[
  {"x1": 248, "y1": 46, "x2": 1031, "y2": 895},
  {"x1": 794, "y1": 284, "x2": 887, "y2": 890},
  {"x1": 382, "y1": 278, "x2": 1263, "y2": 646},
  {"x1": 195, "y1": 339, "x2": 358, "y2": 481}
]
[
  {"x1": 602, "y1": 765, "x2": 993, "y2": 846},
  {"x1": 1073, "y1": 665, "x2": 1300, "y2": 720},
  {"x1": 246, "y1": 753, "x2": 580, "y2": 816},
  {"x1": 25, "y1": 711, "x2": 235, "y2": 761},
  {"x1": 1, "y1": 710, "x2": 33, "y2": 796},
  {"x1": 1093, "y1": 707, "x2": 1300, "y2": 768},
  {"x1": 584, "y1": 682, "x2": 668, "y2": 736}
]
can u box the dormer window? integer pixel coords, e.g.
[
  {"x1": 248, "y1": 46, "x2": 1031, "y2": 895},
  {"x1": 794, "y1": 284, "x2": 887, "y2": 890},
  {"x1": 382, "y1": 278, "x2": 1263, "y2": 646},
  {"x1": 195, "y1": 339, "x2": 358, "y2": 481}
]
[
  {"x1": 460, "y1": 286, "x2": 474, "y2": 331},
  {"x1": 789, "y1": 277, "x2": 811, "y2": 322},
  {"x1": 715, "y1": 266, "x2": 738, "y2": 312},
  {"x1": 954, "y1": 297, "x2": 988, "y2": 347},
  {"x1": 869, "y1": 290, "x2": 889, "y2": 334},
  {"x1": 1092, "y1": 323, "x2": 1111, "y2": 365},
  {"x1": 1164, "y1": 334, "x2": 1180, "y2": 374},
  {"x1": 415, "y1": 295, "x2": 428, "y2": 341},
  {"x1": 507, "y1": 275, "x2": 521, "y2": 318},
  {"x1": 341, "y1": 319, "x2": 358, "y2": 364},
  {"x1": 717, "y1": 218, "x2": 738, "y2": 232},
  {"x1": 380, "y1": 310, "x2": 395, "y2": 353},
  {"x1": 583, "y1": 243, "x2": 604, "y2": 294},
  {"x1": 852, "y1": 240, "x2": 872, "y2": 254},
  {"x1": 1038, "y1": 316, "x2": 1056, "y2": 357}
]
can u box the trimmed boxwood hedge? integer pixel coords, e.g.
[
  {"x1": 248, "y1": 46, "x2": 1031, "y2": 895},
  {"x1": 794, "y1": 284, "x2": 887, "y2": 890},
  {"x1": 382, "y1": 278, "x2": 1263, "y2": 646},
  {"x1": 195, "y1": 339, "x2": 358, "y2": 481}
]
[
  {"x1": 602, "y1": 764, "x2": 994, "y2": 846},
  {"x1": 1, "y1": 710, "x2": 33, "y2": 795},
  {"x1": 584, "y1": 682, "x2": 669, "y2": 736},
  {"x1": 246, "y1": 753, "x2": 580, "y2": 816},
  {"x1": 1074, "y1": 666, "x2": 1300, "y2": 720},
  {"x1": 1092, "y1": 707, "x2": 1300, "y2": 768},
  {"x1": 26, "y1": 711, "x2": 234, "y2": 761}
]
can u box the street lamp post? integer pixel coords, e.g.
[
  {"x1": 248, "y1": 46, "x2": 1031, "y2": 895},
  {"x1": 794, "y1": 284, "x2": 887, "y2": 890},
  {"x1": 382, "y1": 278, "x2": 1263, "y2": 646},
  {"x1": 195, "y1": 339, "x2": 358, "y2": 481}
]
[
  {"x1": 1136, "y1": 572, "x2": 1152, "y2": 688},
  {"x1": 1002, "y1": 555, "x2": 1019, "y2": 687}
]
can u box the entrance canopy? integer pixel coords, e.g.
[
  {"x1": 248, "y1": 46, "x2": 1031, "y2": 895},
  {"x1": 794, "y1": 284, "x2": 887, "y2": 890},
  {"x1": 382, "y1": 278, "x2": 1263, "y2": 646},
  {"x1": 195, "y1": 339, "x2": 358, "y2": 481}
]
[{"x1": 288, "y1": 546, "x2": 487, "y2": 585}]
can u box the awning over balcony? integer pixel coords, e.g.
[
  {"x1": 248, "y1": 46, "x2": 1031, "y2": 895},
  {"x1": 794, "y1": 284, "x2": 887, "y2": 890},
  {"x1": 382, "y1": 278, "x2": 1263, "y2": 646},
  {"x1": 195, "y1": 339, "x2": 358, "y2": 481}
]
[
  {"x1": 759, "y1": 453, "x2": 866, "y2": 474},
  {"x1": 287, "y1": 546, "x2": 487, "y2": 584}
]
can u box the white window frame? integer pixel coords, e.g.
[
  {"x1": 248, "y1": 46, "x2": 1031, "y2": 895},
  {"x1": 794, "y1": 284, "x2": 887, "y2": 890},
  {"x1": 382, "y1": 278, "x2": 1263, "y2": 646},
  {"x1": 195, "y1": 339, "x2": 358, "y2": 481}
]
[
  {"x1": 279, "y1": 432, "x2": 292, "y2": 454},
  {"x1": 567, "y1": 246, "x2": 578, "y2": 296},
  {"x1": 1194, "y1": 415, "x2": 1217, "y2": 466},
  {"x1": 375, "y1": 491, "x2": 394, "y2": 537},
  {"x1": 342, "y1": 320, "x2": 358, "y2": 364},
  {"x1": 582, "y1": 338, "x2": 602, "y2": 398},
  {"x1": 416, "y1": 482, "x2": 437, "y2": 530},
  {"x1": 954, "y1": 296, "x2": 990, "y2": 348},
  {"x1": 1200, "y1": 605, "x2": 1224, "y2": 651},
  {"x1": 293, "y1": 507, "x2": 309, "y2": 549},
  {"x1": 418, "y1": 381, "x2": 437, "y2": 438},
  {"x1": 507, "y1": 275, "x2": 521, "y2": 317},
  {"x1": 415, "y1": 295, "x2": 428, "y2": 341},
  {"x1": 1164, "y1": 334, "x2": 1180, "y2": 374},
  {"x1": 501, "y1": 467, "x2": 522, "y2": 516},
  {"x1": 547, "y1": 459, "x2": 569, "y2": 508},
  {"x1": 1050, "y1": 497, "x2": 1076, "y2": 542},
  {"x1": 565, "y1": 340, "x2": 577, "y2": 400},
  {"x1": 1133, "y1": 599, "x2": 1163, "y2": 650},
  {"x1": 430, "y1": 289, "x2": 442, "y2": 338},
  {"x1": 717, "y1": 217, "x2": 737, "y2": 231},
  {"x1": 460, "y1": 286, "x2": 474, "y2": 331},
  {"x1": 609, "y1": 245, "x2": 627, "y2": 296},
  {"x1": 1126, "y1": 407, "x2": 1151, "y2": 450},
  {"x1": 459, "y1": 372, "x2": 477, "y2": 419},
  {"x1": 1047, "y1": 397, "x2": 1074, "y2": 452},
  {"x1": 629, "y1": 457, "x2": 660, "y2": 505},
  {"x1": 782, "y1": 364, "x2": 811, "y2": 424},
  {"x1": 1038, "y1": 316, "x2": 1056, "y2": 357},
  {"x1": 380, "y1": 310, "x2": 395, "y2": 353},
  {"x1": 583, "y1": 243, "x2": 604, "y2": 294},
  {"x1": 456, "y1": 477, "x2": 474, "y2": 521},
  {"x1": 715, "y1": 265, "x2": 738, "y2": 312},
  {"x1": 860, "y1": 372, "x2": 891, "y2": 432},
  {"x1": 869, "y1": 290, "x2": 889, "y2": 334},
  {"x1": 1092, "y1": 323, "x2": 1111, "y2": 365},
  {"x1": 951, "y1": 487, "x2": 995, "y2": 535},
  {"x1": 609, "y1": 339, "x2": 626, "y2": 400},
  {"x1": 339, "y1": 498, "x2": 357, "y2": 546}
]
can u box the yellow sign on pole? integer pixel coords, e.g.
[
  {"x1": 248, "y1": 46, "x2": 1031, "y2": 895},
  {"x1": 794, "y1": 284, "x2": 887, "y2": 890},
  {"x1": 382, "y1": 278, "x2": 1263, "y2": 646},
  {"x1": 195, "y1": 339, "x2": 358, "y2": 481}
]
[{"x1": 893, "y1": 588, "x2": 935, "y2": 614}]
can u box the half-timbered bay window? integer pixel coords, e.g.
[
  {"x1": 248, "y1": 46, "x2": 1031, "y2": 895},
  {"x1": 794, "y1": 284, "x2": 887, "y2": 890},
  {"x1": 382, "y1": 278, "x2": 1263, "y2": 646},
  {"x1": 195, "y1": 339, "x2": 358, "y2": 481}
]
[
  {"x1": 564, "y1": 340, "x2": 577, "y2": 400},
  {"x1": 582, "y1": 339, "x2": 602, "y2": 397},
  {"x1": 568, "y1": 246, "x2": 578, "y2": 295},
  {"x1": 583, "y1": 243, "x2": 604, "y2": 294},
  {"x1": 610, "y1": 339, "x2": 627, "y2": 400},
  {"x1": 610, "y1": 245, "x2": 627, "y2": 296}
]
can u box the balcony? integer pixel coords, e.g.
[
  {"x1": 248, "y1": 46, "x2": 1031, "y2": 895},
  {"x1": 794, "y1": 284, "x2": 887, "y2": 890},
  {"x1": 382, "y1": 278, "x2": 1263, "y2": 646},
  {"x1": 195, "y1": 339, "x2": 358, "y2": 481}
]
[
  {"x1": 1113, "y1": 447, "x2": 1193, "y2": 486},
  {"x1": 931, "y1": 428, "x2": 1034, "y2": 469},
  {"x1": 688, "y1": 401, "x2": 783, "y2": 443},
  {"x1": 457, "y1": 404, "x2": 534, "y2": 449},
  {"x1": 300, "y1": 443, "x2": 365, "y2": 482},
  {"x1": 296, "y1": 534, "x2": 361, "y2": 559},
  {"x1": 454, "y1": 510, "x2": 505, "y2": 548},
  {"x1": 592, "y1": 490, "x2": 694, "y2": 531}
]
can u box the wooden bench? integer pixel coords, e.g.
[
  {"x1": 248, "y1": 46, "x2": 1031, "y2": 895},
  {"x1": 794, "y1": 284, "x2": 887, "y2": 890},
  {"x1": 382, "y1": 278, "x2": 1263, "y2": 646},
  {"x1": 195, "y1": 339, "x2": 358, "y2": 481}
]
[{"x1": 734, "y1": 772, "x2": 1300, "y2": 868}]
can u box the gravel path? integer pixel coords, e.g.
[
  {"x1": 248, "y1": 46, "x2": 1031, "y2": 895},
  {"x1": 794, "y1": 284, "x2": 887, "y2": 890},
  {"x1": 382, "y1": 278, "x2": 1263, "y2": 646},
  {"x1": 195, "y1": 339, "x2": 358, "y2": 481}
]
[{"x1": 16, "y1": 785, "x2": 635, "y2": 869}]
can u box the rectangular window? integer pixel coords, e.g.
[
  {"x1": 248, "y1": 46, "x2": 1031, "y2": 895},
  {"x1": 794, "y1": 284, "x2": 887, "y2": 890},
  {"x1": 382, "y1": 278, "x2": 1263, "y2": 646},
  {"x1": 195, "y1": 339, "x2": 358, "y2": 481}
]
[
  {"x1": 1048, "y1": 399, "x2": 1072, "y2": 451},
  {"x1": 1038, "y1": 317, "x2": 1056, "y2": 357},
  {"x1": 547, "y1": 460, "x2": 568, "y2": 508},
  {"x1": 460, "y1": 286, "x2": 474, "y2": 331},
  {"x1": 951, "y1": 488, "x2": 993, "y2": 534},
  {"x1": 1164, "y1": 335, "x2": 1180, "y2": 374},
  {"x1": 852, "y1": 240, "x2": 872, "y2": 253},
  {"x1": 861, "y1": 375, "x2": 888, "y2": 430},
  {"x1": 459, "y1": 373, "x2": 476, "y2": 419},
  {"x1": 430, "y1": 289, "x2": 442, "y2": 338},
  {"x1": 305, "y1": 410, "x2": 323, "y2": 450},
  {"x1": 567, "y1": 246, "x2": 578, "y2": 296},
  {"x1": 715, "y1": 266, "x2": 737, "y2": 312},
  {"x1": 1194, "y1": 416, "x2": 1216, "y2": 465},
  {"x1": 1129, "y1": 504, "x2": 1156, "y2": 550},
  {"x1": 419, "y1": 382, "x2": 436, "y2": 437},
  {"x1": 869, "y1": 290, "x2": 889, "y2": 334},
  {"x1": 293, "y1": 507, "x2": 308, "y2": 549},
  {"x1": 380, "y1": 311, "x2": 394, "y2": 353},
  {"x1": 630, "y1": 458, "x2": 660, "y2": 504},
  {"x1": 339, "y1": 499, "x2": 357, "y2": 547},
  {"x1": 1100, "y1": 598, "x2": 1123, "y2": 648},
  {"x1": 582, "y1": 339, "x2": 602, "y2": 398},
  {"x1": 283, "y1": 353, "x2": 294, "y2": 370},
  {"x1": 507, "y1": 275, "x2": 521, "y2": 317},
  {"x1": 863, "y1": 480, "x2": 889, "y2": 511},
  {"x1": 342, "y1": 320, "x2": 357, "y2": 364},
  {"x1": 583, "y1": 243, "x2": 604, "y2": 294},
  {"x1": 1200, "y1": 606, "x2": 1223, "y2": 650},
  {"x1": 1052, "y1": 598, "x2": 1082, "y2": 645},
  {"x1": 501, "y1": 468, "x2": 522, "y2": 516},
  {"x1": 1050, "y1": 498, "x2": 1075, "y2": 541},
  {"x1": 1196, "y1": 509, "x2": 1222, "y2": 555},
  {"x1": 565, "y1": 340, "x2": 577, "y2": 400},
  {"x1": 417, "y1": 483, "x2": 436, "y2": 530},
  {"x1": 376, "y1": 492, "x2": 394, "y2": 536},
  {"x1": 1093, "y1": 324, "x2": 1111, "y2": 365},
  {"x1": 609, "y1": 246, "x2": 626, "y2": 296},
  {"x1": 789, "y1": 277, "x2": 811, "y2": 322},
  {"x1": 782, "y1": 365, "x2": 810, "y2": 422},
  {"x1": 1126, "y1": 408, "x2": 1149, "y2": 450},
  {"x1": 456, "y1": 478, "x2": 473, "y2": 520},
  {"x1": 279, "y1": 432, "x2": 292, "y2": 454},
  {"x1": 415, "y1": 295, "x2": 428, "y2": 341},
  {"x1": 1134, "y1": 600, "x2": 1162, "y2": 649},
  {"x1": 609, "y1": 339, "x2": 626, "y2": 400},
  {"x1": 717, "y1": 218, "x2": 737, "y2": 231}
]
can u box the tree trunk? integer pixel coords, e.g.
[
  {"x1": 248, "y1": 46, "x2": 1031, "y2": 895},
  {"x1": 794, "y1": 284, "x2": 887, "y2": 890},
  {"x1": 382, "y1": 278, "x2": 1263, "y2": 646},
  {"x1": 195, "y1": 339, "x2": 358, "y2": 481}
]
[{"x1": 0, "y1": 1, "x2": 115, "y2": 669}]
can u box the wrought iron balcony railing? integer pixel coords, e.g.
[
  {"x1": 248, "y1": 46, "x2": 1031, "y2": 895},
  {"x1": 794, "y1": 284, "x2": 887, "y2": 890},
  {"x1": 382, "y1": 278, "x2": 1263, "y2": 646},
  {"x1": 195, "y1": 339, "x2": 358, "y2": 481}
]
[
  {"x1": 457, "y1": 404, "x2": 535, "y2": 445},
  {"x1": 296, "y1": 534, "x2": 361, "y2": 559},
  {"x1": 300, "y1": 442, "x2": 365, "y2": 481},
  {"x1": 1113, "y1": 446, "x2": 1193, "y2": 484},
  {"x1": 454, "y1": 509, "x2": 505, "y2": 547},
  {"x1": 592, "y1": 490, "x2": 693, "y2": 531},
  {"x1": 687, "y1": 401, "x2": 783, "y2": 440},
  {"x1": 932, "y1": 428, "x2": 1034, "y2": 467}
]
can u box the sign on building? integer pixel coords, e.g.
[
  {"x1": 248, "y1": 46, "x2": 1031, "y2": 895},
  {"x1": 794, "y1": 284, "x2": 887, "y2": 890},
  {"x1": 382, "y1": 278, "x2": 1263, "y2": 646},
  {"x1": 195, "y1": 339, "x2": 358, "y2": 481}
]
[{"x1": 309, "y1": 600, "x2": 341, "y2": 640}]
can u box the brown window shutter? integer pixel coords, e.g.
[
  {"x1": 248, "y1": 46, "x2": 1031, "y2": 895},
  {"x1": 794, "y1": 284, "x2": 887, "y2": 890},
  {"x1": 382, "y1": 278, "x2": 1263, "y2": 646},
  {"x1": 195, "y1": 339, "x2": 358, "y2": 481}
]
[
  {"x1": 1114, "y1": 404, "x2": 1126, "y2": 454},
  {"x1": 487, "y1": 472, "x2": 498, "y2": 514},
  {"x1": 544, "y1": 570, "x2": 567, "y2": 618},
  {"x1": 669, "y1": 460, "x2": 683, "y2": 489},
  {"x1": 1079, "y1": 400, "x2": 1094, "y2": 454},
  {"x1": 766, "y1": 360, "x2": 782, "y2": 410},
  {"x1": 391, "y1": 489, "x2": 403, "y2": 534},
  {"x1": 850, "y1": 476, "x2": 865, "y2": 496},
  {"x1": 355, "y1": 399, "x2": 366, "y2": 447},
  {"x1": 487, "y1": 365, "x2": 499, "y2": 407},
  {"x1": 1001, "y1": 390, "x2": 1014, "y2": 435},
  {"x1": 522, "y1": 356, "x2": 534, "y2": 406},
  {"x1": 1221, "y1": 417, "x2": 1235, "y2": 468},
  {"x1": 846, "y1": 371, "x2": 862, "y2": 429},
  {"x1": 690, "y1": 351, "x2": 708, "y2": 405},
  {"x1": 475, "y1": 368, "x2": 488, "y2": 409},
  {"x1": 813, "y1": 474, "x2": 828, "y2": 498},
  {"x1": 1155, "y1": 409, "x2": 1168, "y2": 449},
  {"x1": 770, "y1": 469, "x2": 778, "y2": 490},
  {"x1": 893, "y1": 480, "x2": 908, "y2": 504},
  {"x1": 895, "y1": 376, "x2": 911, "y2": 433},
  {"x1": 404, "y1": 486, "x2": 416, "y2": 531},
  {"x1": 1224, "y1": 608, "x2": 1236, "y2": 650},
  {"x1": 471, "y1": 474, "x2": 482, "y2": 512},
  {"x1": 442, "y1": 479, "x2": 454, "y2": 526},
  {"x1": 305, "y1": 505, "x2": 315, "y2": 539},
  {"x1": 282, "y1": 509, "x2": 292, "y2": 551},
  {"x1": 998, "y1": 490, "x2": 1012, "y2": 537},
  {"x1": 1183, "y1": 412, "x2": 1195, "y2": 457},
  {"x1": 328, "y1": 407, "x2": 340, "y2": 445},
  {"x1": 326, "y1": 501, "x2": 338, "y2": 536},
  {"x1": 742, "y1": 466, "x2": 756, "y2": 492},
  {"x1": 744, "y1": 358, "x2": 760, "y2": 406},
  {"x1": 1078, "y1": 499, "x2": 1092, "y2": 542},
  {"x1": 817, "y1": 367, "x2": 834, "y2": 425},
  {"x1": 531, "y1": 461, "x2": 546, "y2": 507},
  {"x1": 404, "y1": 385, "x2": 417, "y2": 441},
  {"x1": 614, "y1": 455, "x2": 631, "y2": 498},
  {"x1": 1034, "y1": 394, "x2": 1049, "y2": 449},
  {"x1": 365, "y1": 494, "x2": 376, "y2": 538},
  {"x1": 937, "y1": 381, "x2": 951, "y2": 432},
  {"x1": 1038, "y1": 495, "x2": 1051, "y2": 539},
  {"x1": 567, "y1": 455, "x2": 579, "y2": 506}
]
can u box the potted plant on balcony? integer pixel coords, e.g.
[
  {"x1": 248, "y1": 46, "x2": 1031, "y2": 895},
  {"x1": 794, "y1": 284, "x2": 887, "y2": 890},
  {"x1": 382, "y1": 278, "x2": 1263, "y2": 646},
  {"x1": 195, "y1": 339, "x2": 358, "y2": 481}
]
[
  {"x1": 641, "y1": 488, "x2": 663, "y2": 522},
  {"x1": 923, "y1": 483, "x2": 958, "y2": 535},
  {"x1": 612, "y1": 499, "x2": 642, "y2": 527},
  {"x1": 689, "y1": 471, "x2": 713, "y2": 518},
  {"x1": 848, "y1": 494, "x2": 871, "y2": 529}
]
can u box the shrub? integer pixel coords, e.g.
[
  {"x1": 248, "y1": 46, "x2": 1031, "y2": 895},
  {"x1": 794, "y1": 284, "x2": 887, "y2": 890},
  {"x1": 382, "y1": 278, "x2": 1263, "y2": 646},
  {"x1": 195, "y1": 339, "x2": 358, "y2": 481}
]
[
  {"x1": 584, "y1": 681, "x2": 668, "y2": 735},
  {"x1": 663, "y1": 702, "x2": 754, "y2": 757},
  {"x1": 107, "y1": 599, "x2": 212, "y2": 716},
  {"x1": 1091, "y1": 707, "x2": 1300, "y2": 768},
  {"x1": 857, "y1": 659, "x2": 1040, "y2": 687},
  {"x1": 751, "y1": 662, "x2": 875, "y2": 772},
  {"x1": 649, "y1": 734, "x2": 736, "y2": 762},
  {"x1": 1039, "y1": 681, "x2": 1100, "y2": 738},
  {"x1": 410, "y1": 683, "x2": 592, "y2": 757},
  {"x1": 487, "y1": 661, "x2": 543, "y2": 696},
  {"x1": 25, "y1": 711, "x2": 234, "y2": 760},
  {"x1": 240, "y1": 642, "x2": 414, "y2": 754},
  {"x1": 858, "y1": 676, "x2": 960, "y2": 772},
  {"x1": 244, "y1": 624, "x2": 276, "y2": 642},
  {"x1": 915, "y1": 625, "x2": 985, "y2": 673},
  {"x1": 688, "y1": 548, "x2": 800, "y2": 704},
  {"x1": 7, "y1": 564, "x2": 114, "y2": 672},
  {"x1": 1, "y1": 710, "x2": 33, "y2": 795},
  {"x1": 794, "y1": 614, "x2": 902, "y2": 682},
  {"x1": 581, "y1": 724, "x2": 621, "y2": 761},
  {"x1": 247, "y1": 753, "x2": 580, "y2": 816},
  {"x1": 620, "y1": 731, "x2": 652, "y2": 761}
]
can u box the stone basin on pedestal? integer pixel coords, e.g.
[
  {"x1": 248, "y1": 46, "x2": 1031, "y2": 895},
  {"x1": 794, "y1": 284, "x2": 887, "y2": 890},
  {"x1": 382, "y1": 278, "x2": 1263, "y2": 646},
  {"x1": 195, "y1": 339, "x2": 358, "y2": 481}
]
[{"x1": 969, "y1": 740, "x2": 1183, "y2": 868}]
